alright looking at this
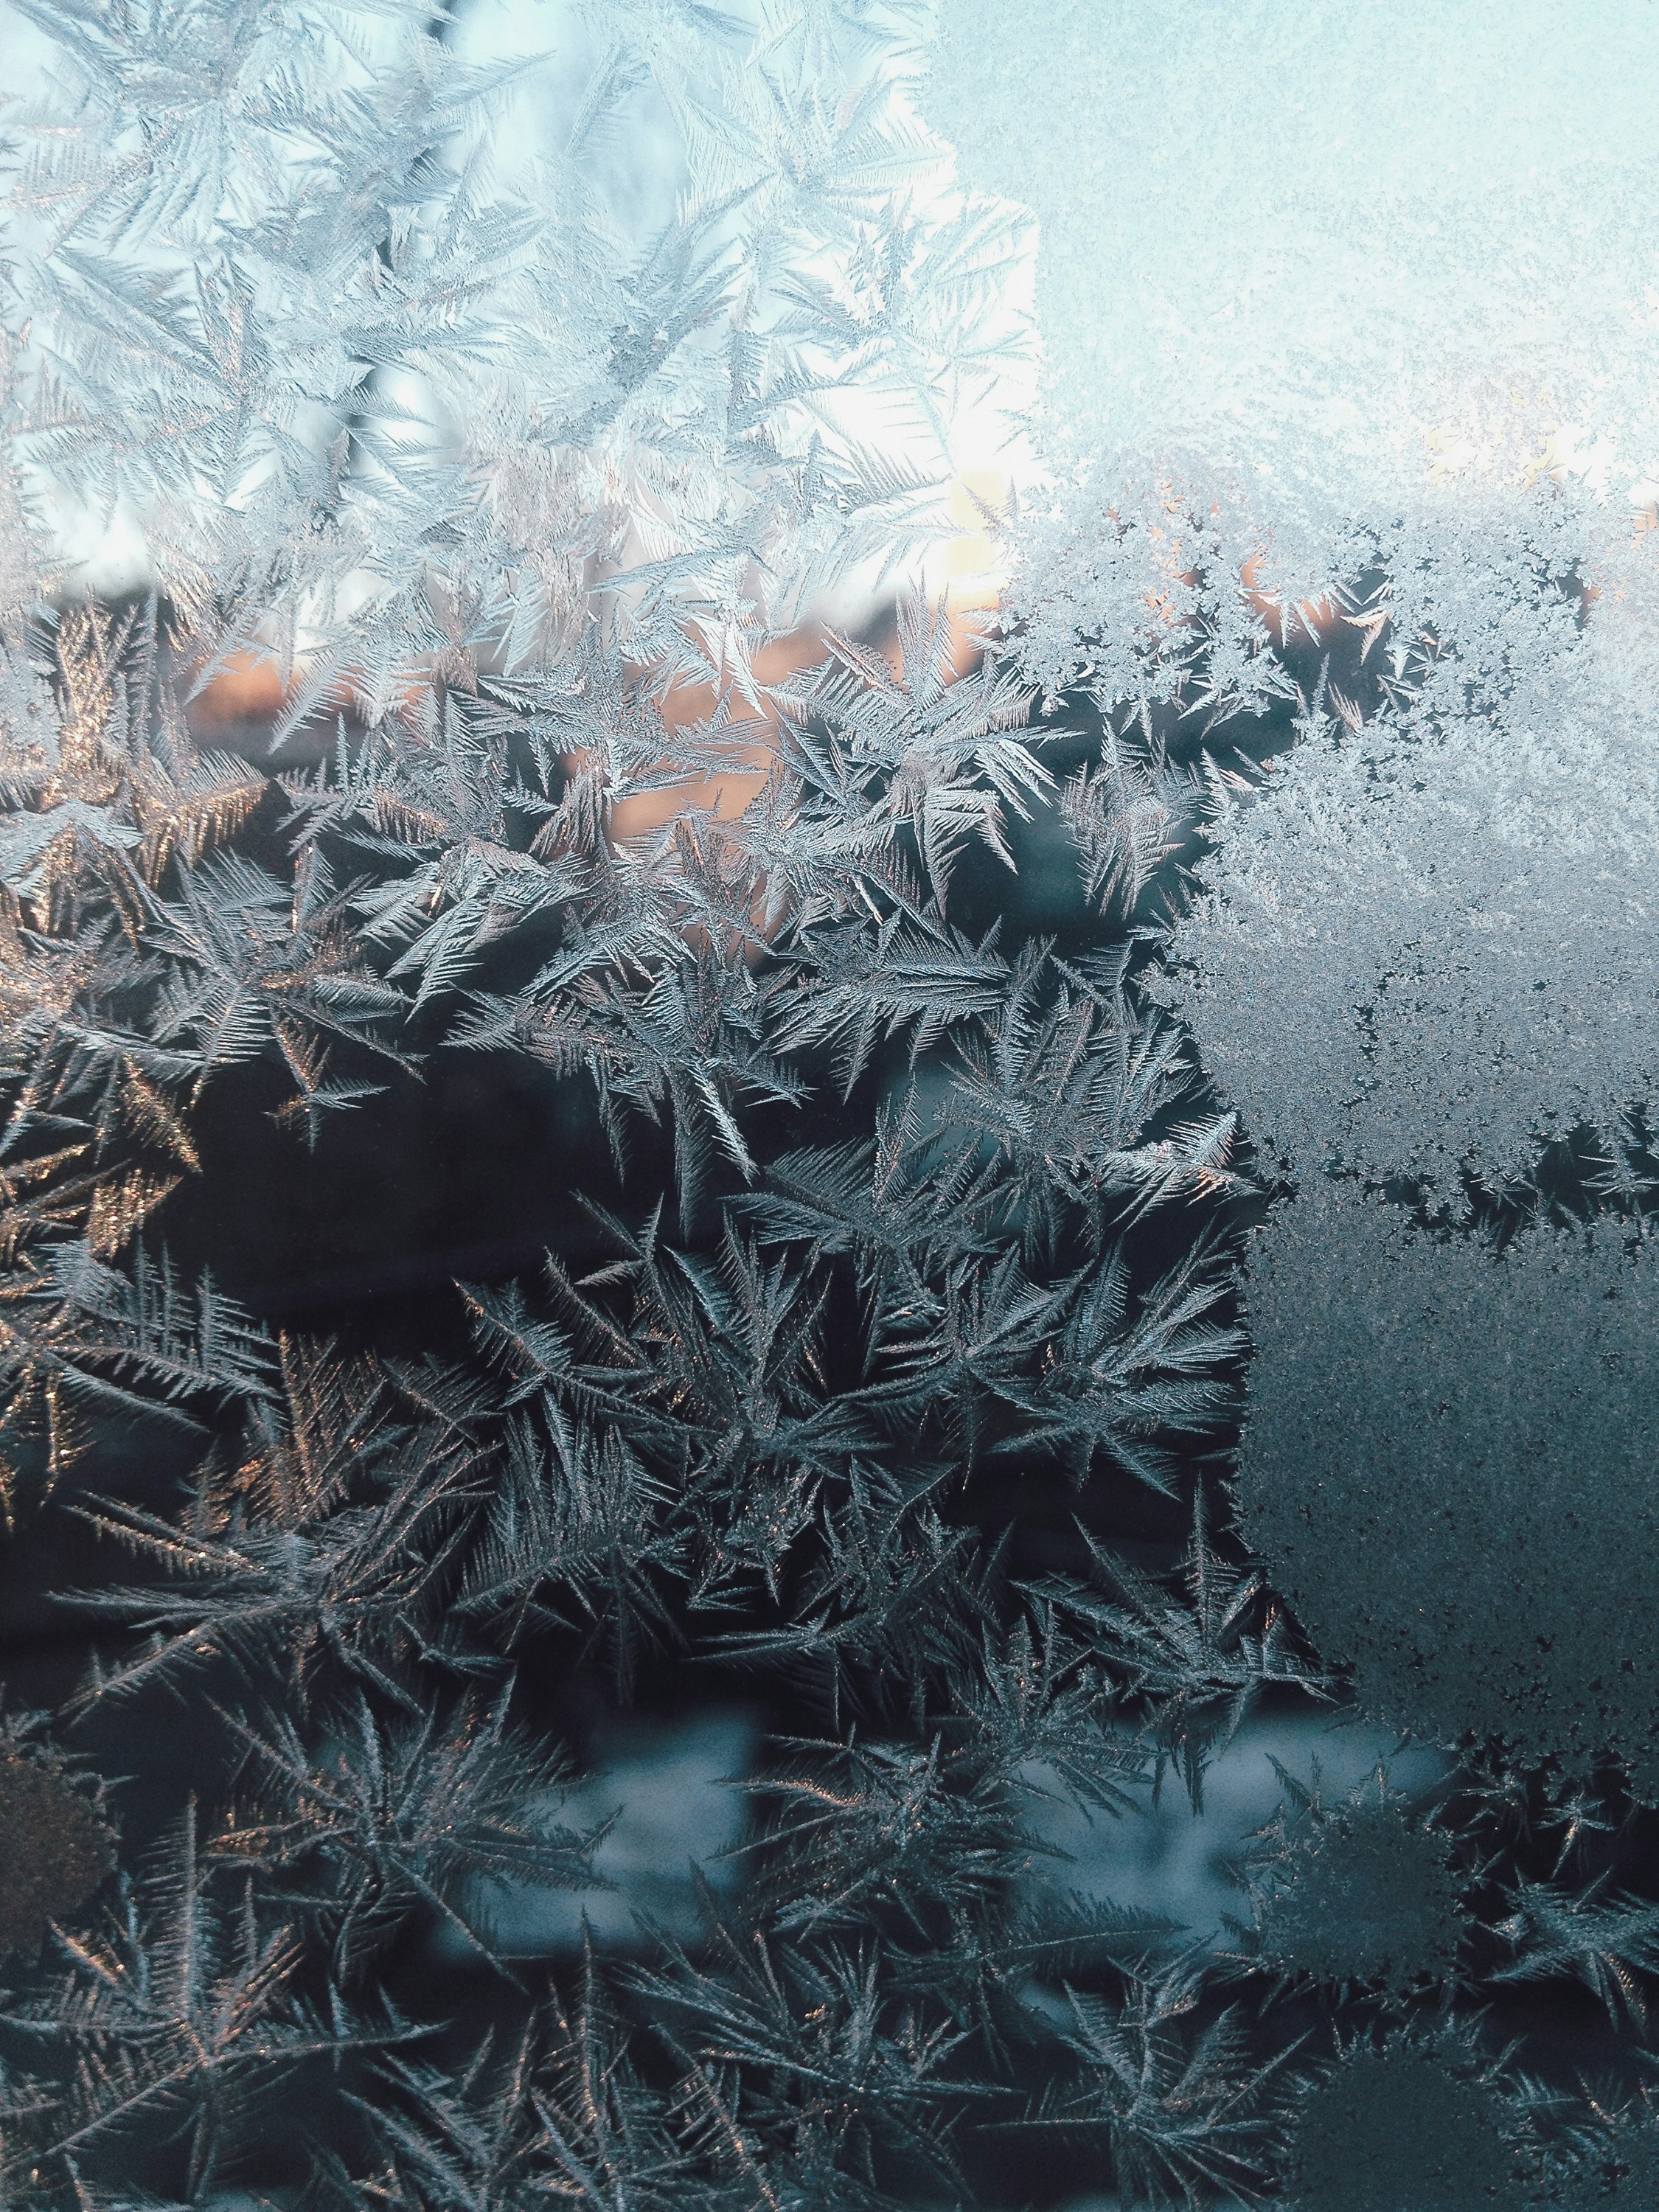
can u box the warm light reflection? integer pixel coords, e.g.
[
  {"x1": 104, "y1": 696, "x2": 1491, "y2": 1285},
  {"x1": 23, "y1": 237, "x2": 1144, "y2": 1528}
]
[
  {"x1": 186, "y1": 649, "x2": 290, "y2": 737},
  {"x1": 188, "y1": 473, "x2": 1019, "y2": 846},
  {"x1": 609, "y1": 470, "x2": 1013, "y2": 838},
  {"x1": 1238, "y1": 553, "x2": 1340, "y2": 647},
  {"x1": 607, "y1": 623, "x2": 829, "y2": 844}
]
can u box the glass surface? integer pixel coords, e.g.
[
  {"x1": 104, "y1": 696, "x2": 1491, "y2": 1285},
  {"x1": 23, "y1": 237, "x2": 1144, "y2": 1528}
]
[{"x1": 2, "y1": 2, "x2": 1658, "y2": 2203}]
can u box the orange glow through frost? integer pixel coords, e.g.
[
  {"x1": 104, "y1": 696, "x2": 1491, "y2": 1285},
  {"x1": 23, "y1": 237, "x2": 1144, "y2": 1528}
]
[{"x1": 186, "y1": 473, "x2": 1017, "y2": 832}]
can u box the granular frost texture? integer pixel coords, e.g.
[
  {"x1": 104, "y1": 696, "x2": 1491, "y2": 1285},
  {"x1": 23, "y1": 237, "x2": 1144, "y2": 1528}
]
[
  {"x1": 0, "y1": 1750, "x2": 114, "y2": 1961},
  {"x1": 1281, "y1": 2038, "x2": 1520, "y2": 2212},
  {"x1": 1238, "y1": 1183, "x2": 1659, "y2": 1787},
  {"x1": 1241, "y1": 1769, "x2": 1465, "y2": 1995}
]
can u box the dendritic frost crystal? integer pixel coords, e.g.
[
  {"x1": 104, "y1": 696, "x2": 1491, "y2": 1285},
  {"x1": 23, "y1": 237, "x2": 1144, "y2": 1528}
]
[{"x1": 4, "y1": 0, "x2": 1659, "y2": 2204}]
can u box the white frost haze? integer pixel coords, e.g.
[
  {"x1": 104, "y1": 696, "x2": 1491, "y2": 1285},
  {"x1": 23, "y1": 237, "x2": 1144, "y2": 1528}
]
[
  {"x1": 923, "y1": 0, "x2": 1659, "y2": 544},
  {"x1": 923, "y1": 0, "x2": 1659, "y2": 1195}
]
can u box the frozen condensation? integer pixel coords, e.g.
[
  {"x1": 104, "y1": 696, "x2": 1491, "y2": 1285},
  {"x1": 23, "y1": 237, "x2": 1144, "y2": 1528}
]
[
  {"x1": 924, "y1": 0, "x2": 1659, "y2": 549},
  {"x1": 1237, "y1": 1182, "x2": 1659, "y2": 1790}
]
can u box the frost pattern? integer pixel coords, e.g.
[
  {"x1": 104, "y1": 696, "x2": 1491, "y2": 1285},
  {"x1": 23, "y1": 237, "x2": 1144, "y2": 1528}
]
[
  {"x1": 4, "y1": 0, "x2": 1031, "y2": 693},
  {"x1": 1234, "y1": 1764, "x2": 1465, "y2": 1997},
  {"x1": 923, "y1": 0, "x2": 1659, "y2": 557},
  {"x1": 1236, "y1": 1182, "x2": 1659, "y2": 1789},
  {"x1": 1281, "y1": 2034, "x2": 1523, "y2": 2212},
  {"x1": 4, "y1": 0, "x2": 1659, "y2": 2202},
  {"x1": 1153, "y1": 510, "x2": 1659, "y2": 1196}
]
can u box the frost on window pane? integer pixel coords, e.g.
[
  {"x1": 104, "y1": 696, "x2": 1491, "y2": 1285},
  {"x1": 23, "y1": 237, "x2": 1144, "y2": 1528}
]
[
  {"x1": 7, "y1": 0, "x2": 1659, "y2": 2197},
  {"x1": 1231, "y1": 1763, "x2": 1466, "y2": 1997},
  {"x1": 3, "y1": 0, "x2": 1034, "y2": 707},
  {"x1": 923, "y1": 0, "x2": 1659, "y2": 1199},
  {"x1": 1236, "y1": 1181, "x2": 1659, "y2": 1792},
  {"x1": 1155, "y1": 568, "x2": 1659, "y2": 1197},
  {"x1": 0, "y1": 1706, "x2": 114, "y2": 1962},
  {"x1": 923, "y1": 0, "x2": 1659, "y2": 576},
  {"x1": 1280, "y1": 2033, "x2": 1526, "y2": 2212},
  {"x1": 1553, "y1": 2104, "x2": 1659, "y2": 2209}
]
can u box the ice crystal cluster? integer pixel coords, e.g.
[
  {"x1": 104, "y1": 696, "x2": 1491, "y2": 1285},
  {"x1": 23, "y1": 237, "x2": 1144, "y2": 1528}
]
[
  {"x1": 5, "y1": 0, "x2": 1029, "y2": 677},
  {"x1": 1, "y1": 0, "x2": 1658, "y2": 2206},
  {"x1": 1235, "y1": 1764, "x2": 1467, "y2": 1997},
  {"x1": 1156, "y1": 526, "x2": 1659, "y2": 1197}
]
